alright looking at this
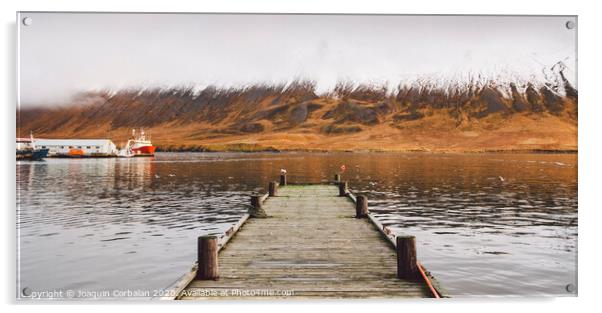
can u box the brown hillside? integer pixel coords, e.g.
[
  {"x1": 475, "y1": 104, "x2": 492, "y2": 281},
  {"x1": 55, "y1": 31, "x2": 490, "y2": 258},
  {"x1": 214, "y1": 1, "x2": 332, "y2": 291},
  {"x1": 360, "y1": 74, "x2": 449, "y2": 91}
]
[{"x1": 17, "y1": 78, "x2": 577, "y2": 152}]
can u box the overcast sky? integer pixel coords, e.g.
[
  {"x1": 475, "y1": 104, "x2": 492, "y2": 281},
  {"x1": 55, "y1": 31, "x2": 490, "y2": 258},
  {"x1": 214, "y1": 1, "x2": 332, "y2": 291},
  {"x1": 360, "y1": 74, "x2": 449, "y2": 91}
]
[{"x1": 18, "y1": 13, "x2": 576, "y2": 106}]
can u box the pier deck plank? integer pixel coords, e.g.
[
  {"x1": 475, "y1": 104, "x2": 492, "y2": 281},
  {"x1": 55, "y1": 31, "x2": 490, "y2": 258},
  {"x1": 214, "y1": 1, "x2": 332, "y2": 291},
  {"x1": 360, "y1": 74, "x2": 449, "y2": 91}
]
[{"x1": 179, "y1": 185, "x2": 430, "y2": 299}]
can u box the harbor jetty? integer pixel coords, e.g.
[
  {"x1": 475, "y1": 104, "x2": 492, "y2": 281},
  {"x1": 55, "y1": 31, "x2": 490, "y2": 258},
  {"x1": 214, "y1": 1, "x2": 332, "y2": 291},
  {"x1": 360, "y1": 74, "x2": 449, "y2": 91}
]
[{"x1": 160, "y1": 173, "x2": 447, "y2": 300}]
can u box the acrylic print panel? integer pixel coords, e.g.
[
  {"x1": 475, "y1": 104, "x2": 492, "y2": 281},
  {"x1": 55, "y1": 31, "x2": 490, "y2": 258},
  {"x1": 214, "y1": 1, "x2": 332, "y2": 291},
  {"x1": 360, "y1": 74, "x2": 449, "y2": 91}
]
[{"x1": 16, "y1": 12, "x2": 577, "y2": 300}]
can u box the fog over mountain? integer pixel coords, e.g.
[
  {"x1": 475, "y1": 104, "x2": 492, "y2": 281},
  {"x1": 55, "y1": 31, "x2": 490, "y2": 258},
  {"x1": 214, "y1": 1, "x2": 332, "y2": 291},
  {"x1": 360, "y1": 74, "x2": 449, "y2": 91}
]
[
  {"x1": 18, "y1": 13, "x2": 576, "y2": 106},
  {"x1": 17, "y1": 62, "x2": 577, "y2": 152}
]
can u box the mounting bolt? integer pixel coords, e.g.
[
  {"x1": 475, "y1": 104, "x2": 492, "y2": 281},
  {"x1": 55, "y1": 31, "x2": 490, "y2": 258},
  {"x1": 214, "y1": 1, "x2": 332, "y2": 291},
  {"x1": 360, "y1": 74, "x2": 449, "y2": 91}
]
[
  {"x1": 22, "y1": 17, "x2": 33, "y2": 26},
  {"x1": 565, "y1": 21, "x2": 575, "y2": 29}
]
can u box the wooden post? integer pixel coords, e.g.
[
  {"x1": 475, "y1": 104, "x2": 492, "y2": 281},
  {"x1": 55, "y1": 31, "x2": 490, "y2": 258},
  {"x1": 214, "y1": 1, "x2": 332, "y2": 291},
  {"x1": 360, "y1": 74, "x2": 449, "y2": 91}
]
[
  {"x1": 355, "y1": 195, "x2": 368, "y2": 218},
  {"x1": 279, "y1": 173, "x2": 287, "y2": 186},
  {"x1": 334, "y1": 174, "x2": 340, "y2": 182},
  {"x1": 249, "y1": 195, "x2": 267, "y2": 218},
  {"x1": 338, "y1": 181, "x2": 348, "y2": 196},
  {"x1": 251, "y1": 195, "x2": 262, "y2": 209},
  {"x1": 396, "y1": 235, "x2": 419, "y2": 280},
  {"x1": 268, "y1": 181, "x2": 278, "y2": 197},
  {"x1": 197, "y1": 235, "x2": 218, "y2": 280}
]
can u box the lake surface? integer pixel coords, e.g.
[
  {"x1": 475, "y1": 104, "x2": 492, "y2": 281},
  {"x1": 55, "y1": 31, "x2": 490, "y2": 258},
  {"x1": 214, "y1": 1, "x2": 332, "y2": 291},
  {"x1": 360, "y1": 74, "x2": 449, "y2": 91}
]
[{"x1": 16, "y1": 152, "x2": 577, "y2": 298}]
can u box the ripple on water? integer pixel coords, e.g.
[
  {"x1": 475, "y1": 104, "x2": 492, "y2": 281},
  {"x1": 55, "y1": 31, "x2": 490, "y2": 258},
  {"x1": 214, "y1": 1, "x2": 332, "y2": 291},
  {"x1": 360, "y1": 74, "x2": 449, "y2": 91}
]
[{"x1": 17, "y1": 152, "x2": 577, "y2": 297}]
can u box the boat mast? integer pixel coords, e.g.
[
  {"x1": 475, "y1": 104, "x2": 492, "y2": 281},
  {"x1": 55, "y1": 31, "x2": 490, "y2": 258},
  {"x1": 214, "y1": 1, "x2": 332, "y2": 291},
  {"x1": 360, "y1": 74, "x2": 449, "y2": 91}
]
[{"x1": 30, "y1": 131, "x2": 36, "y2": 149}]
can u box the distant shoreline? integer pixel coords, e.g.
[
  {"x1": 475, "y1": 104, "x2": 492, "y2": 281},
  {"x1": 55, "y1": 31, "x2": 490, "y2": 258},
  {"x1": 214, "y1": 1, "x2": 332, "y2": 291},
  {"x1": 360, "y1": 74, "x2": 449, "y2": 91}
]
[{"x1": 154, "y1": 146, "x2": 578, "y2": 154}]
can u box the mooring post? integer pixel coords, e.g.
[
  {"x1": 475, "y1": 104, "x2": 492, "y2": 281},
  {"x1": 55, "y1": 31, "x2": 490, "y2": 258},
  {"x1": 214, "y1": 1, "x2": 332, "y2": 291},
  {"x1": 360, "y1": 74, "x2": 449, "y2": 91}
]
[
  {"x1": 355, "y1": 195, "x2": 368, "y2": 218},
  {"x1": 396, "y1": 235, "x2": 419, "y2": 280},
  {"x1": 334, "y1": 174, "x2": 340, "y2": 182},
  {"x1": 251, "y1": 195, "x2": 262, "y2": 209},
  {"x1": 268, "y1": 181, "x2": 278, "y2": 197},
  {"x1": 338, "y1": 181, "x2": 348, "y2": 196},
  {"x1": 196, "y1": 235, "x2": 219, "y2": 280},
  {"x1": 249, "y1": 195, "x2": 267, "y2": 218},
  {"x1": 279, "y1": 173, "x2": 287, "y2": 186}
]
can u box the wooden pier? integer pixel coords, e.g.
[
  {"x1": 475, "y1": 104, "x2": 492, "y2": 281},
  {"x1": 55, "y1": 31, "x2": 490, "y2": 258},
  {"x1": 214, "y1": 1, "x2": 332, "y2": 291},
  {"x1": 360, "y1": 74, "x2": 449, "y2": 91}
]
[{"x1": 159, "y1": 174, "x2": 447, "y2": 300}]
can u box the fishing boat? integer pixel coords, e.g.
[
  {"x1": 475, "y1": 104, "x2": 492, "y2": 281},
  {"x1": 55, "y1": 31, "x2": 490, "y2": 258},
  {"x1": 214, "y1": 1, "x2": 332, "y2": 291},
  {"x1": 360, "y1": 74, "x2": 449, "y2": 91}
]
[
  {"x1": 16, "y1": 134, "x2": 49, "y2": 160},
  {"x1": 119, "y1": 128, "x2": 156, "y2": 157}
]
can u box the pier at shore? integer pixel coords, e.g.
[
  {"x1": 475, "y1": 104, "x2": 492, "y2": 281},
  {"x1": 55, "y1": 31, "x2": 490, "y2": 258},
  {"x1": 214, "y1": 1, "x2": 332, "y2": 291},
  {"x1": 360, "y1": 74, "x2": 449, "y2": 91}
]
[{"x1": 160, "y1": 174, "x2": 447, "y2": 300}]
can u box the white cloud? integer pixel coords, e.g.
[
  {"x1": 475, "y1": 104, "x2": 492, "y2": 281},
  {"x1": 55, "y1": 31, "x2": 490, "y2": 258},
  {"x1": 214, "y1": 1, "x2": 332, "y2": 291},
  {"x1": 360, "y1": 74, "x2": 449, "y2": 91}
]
[{"x1": 18, "y1": 13, "x2": 577, "y2": 106}]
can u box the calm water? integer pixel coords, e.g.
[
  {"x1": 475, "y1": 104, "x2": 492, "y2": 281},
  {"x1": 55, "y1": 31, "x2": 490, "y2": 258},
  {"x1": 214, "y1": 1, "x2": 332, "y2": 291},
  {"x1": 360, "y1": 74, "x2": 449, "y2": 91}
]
[{"x1": 17, "y1": 152, "x2": 577, "y2": 298}]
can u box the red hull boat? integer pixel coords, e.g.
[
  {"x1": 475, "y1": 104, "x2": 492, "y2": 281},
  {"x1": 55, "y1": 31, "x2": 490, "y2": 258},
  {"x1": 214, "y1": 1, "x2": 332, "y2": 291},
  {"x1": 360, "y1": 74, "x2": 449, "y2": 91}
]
[{"x1": 119, "y1": 128, "x2": 156, "y2": 157}]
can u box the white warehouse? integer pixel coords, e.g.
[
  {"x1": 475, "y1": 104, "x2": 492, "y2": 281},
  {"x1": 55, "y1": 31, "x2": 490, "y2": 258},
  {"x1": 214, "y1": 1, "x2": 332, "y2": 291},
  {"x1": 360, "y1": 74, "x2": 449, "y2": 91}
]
[{"x1": 34, "y1": 139, "x2": 118, "y2": 157}]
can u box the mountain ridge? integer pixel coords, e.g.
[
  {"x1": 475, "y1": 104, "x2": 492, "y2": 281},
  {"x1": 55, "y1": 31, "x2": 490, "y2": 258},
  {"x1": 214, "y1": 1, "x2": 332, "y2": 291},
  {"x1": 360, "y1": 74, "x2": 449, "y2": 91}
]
[{"x1": 17, "y1": 67, "x2": 577, "y2": 152}]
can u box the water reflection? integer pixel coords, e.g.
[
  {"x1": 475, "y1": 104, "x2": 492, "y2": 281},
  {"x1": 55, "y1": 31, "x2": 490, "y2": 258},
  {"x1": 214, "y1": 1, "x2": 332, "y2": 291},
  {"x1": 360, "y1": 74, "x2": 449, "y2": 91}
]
[{"x1": 17, "y1": 152, "x2": 577, "y2": 297}]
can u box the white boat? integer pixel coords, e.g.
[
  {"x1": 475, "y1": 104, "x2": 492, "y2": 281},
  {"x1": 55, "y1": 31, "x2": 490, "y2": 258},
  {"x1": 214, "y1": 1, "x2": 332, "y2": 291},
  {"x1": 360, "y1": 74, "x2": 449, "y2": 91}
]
[{"x1": 118, "y1": 128, "x2": 156, "y2": 158}]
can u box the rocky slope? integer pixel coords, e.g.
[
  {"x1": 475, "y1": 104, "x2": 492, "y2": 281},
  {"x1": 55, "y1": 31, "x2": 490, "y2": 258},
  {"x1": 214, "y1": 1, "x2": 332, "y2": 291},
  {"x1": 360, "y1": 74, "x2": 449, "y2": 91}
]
[{"x1": 17, "y1": 66, "x2": 577, "y2": 152}]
